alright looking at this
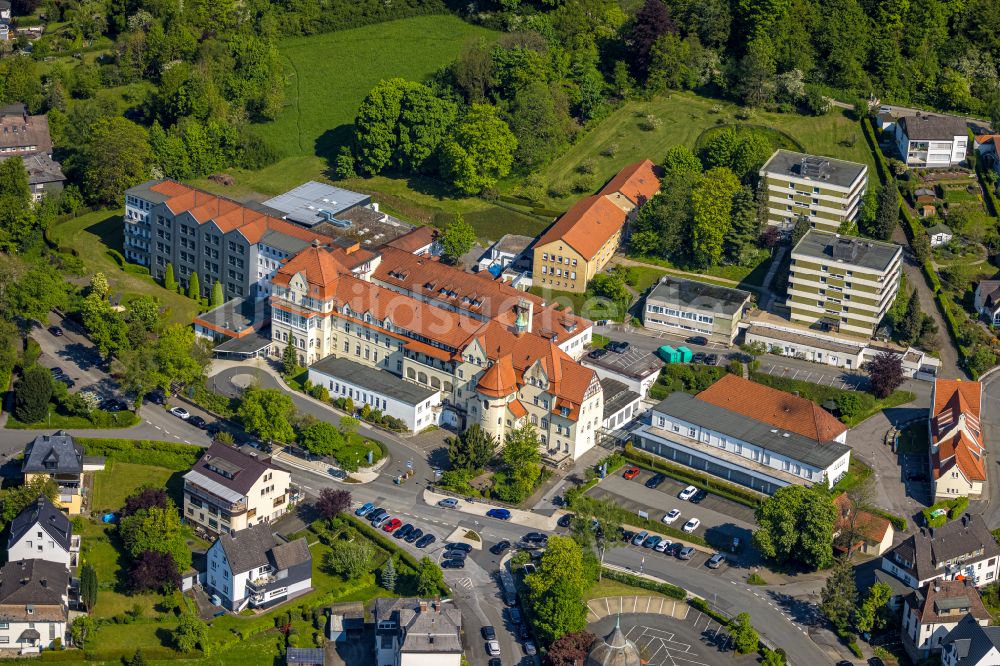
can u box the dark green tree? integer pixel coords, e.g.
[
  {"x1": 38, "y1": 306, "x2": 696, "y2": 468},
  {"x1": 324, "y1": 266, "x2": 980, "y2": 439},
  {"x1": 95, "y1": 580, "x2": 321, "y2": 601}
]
[
  {"x1": 81, "y1": 117, "x2": 152, "y2": 204},
  {"x1": 754, "y1": 484, "x2": 836, "y2": 570},
  {"x1": 80, "y1": 563, "x2": 98, "y2": 611},
  {"x1": 897, "y1": 290, "x2": 922, "y2": 344},
  {"x1": 163, "y1": 263, "x2": 177, "y2": 292},
  {"x1": 187, "y1": 272, "x2": 200, "y2": 300},
  {"x1": 871, "y1": 180, "x2": 899, "y2": 241},
  {"x1": 282, "y1": 338, "x2": 299, "y2": 375},
  {"x1": 14, "y1": 365, "x2": 52, "y2": 424},
  {"x1": 737, "y1": 35, "x2": 777, "y2": 107},
  {"x1": 820, "y1": 556, "x2": 857, "y2": 633},
  {"x1": 380, "y1": 556, "x2": 397, "y2": 592},
  {"x1": 730, "y1": 612, "x2": 759, "y2": 654},
  {"x1": 439, "y1": 104, "x2": 517, "y2": 195},
  {"x1": 790, "y1": 214, "x2": 811, "y2": 247},
  {"x1": 662, "y1": 145, "x2": 702, "y2": 177},
  {"x1": 725, "y1": 185, "x2": 761, "y2": 263},
  {"x1": 509, "y1": 81, "x2": 566, "y2": 172},
  {"x1": 210, "y1": 281, "x2": 224, "y2": 308},
  {"x1": 440, "y1": 215, "x2": 476, "y2": 263},
  {"x1": 629, "y1": 0, "x2": 677, "y2": 81},
  {"x1": 446, "y1": 424, "x2": 496, "y2": 471},
  {"x1": 416, "y1": 557, "x2": 445, "y2": 596}
]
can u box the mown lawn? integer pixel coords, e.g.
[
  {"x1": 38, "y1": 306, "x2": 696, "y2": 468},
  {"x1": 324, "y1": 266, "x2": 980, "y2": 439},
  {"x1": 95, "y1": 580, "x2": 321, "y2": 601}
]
[
  {"x1": 48, "y1": 209, "x2": 200, "y2": 325},
  {"x1": 91, "y1": 461, "x2": 175, "y2": 512},
  {"x1": 584, "y1": 577, "x2": 674, "y2": 602}
]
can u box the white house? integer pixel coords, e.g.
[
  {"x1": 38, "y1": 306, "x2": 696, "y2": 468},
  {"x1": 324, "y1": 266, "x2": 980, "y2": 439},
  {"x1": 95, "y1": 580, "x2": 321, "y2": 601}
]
[
  {"x1": 929, "y1": 223, "x2": 954, "y2": 247},
  {"x1": 308, "y1": 356, "x2": 443, "y2": 433},
  {"x1": 902, "y1": 580, "x2": 991, "y2": 662},
  {"x1": 599, "y1": 378, "x2": 642, "y2": 432},
  {"x1": 205, "y1": 523, "x2": 312, "y2": 612},
  {"x1": 894, "y1": 114, "x2": 969, "y2": 167},
  {"x1": 374, "y1": 598, "x2": 463, "y2": 666},
  {"x1": 477, "y1": 234, "x2": 534, "y2": 275},
  {"x1": 0, "y1": 560, "x2": 68, "y2": 653},
  {"x1": 930, "y1": 380, "x2": 985, "y2": 500},
  {"x1": 633, "y1": 374, "x2": 851, "y2": 495},
  {"x1": 974, "y1": 280, "x2": 1000, "y2": 326},
  {"x1": 881, "y1": 515, "x2": 1000, "y2": 589},
  {"x1": 6, "y1": 497, "x2": 79, "y2": 569},
  {"x1": 941, "y1": 614, "x2": 1000, "y2": 666}
]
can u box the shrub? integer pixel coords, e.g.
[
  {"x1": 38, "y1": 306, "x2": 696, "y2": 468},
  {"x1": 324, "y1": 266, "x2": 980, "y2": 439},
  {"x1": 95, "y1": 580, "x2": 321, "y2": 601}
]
[
  {"x1": 77, "y1": 438, "x2": 203, "y2": 470},
  {"x1": 600, "y1": 568, "x2": 686, "y2": 599},
  {"x1": 639, "y1": 114, "x2": 662, "y2": 131},
  {"x1": 624, "y1": 444, "x2": 765, "y2": 508},
  {"x1": 922, "y1": 497, "x2": 969, "y2": 527}
]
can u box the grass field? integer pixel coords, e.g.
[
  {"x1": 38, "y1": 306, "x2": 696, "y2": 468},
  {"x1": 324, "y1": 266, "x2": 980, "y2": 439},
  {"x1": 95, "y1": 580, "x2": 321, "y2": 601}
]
[
  {"x1": 584, "y1": 577, "x2": 675, "y2": 602},
  {"x1": 48, "y1": 209, "x2": 200, "y2": 325},
  {"x1": 518, "y1": 92, "x2": 875, "y2": 210},
  {"x1": 91, "y1": 461, "x2": 175, "y2": 512}
]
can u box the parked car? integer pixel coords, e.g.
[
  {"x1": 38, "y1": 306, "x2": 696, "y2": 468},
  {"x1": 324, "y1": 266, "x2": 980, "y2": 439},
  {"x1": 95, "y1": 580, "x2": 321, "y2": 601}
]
[
  {"x1": 623, "y1": 466, "x2": 640, "y2": 480},
  {"x1": 691, "y1": 489, "x2": 708, "y2": 504},
  {"x1": 367, "y1": 508, "x2": 386, "y2": 522},
  {"x1": 371, "y1": 514, "x2": 392, "y2": 529},
  {"x1": 677, "y1": 546, "x2": 695, "y2": 560},
  {"x1": 146, "y1": 390, "x2": 166, "y2": 405},
  {"x1": 490, "y1": 540, "x2": 511, "y2": 555},
  {"x1": 60, "y1": 377, "x2": 76, "y2": 388},
  {"x1": 588, "y1": 348, "x2": 609, "y2": 360},
  {"x1": 489, "y1": 659, "x2": 501, "y2": 666},
  {"x1": 662, "y1": 509, "x2": 682, "y2": 524},
  {"x1": 443, "y1": 549, "x2": 467, "y2": 561},
  {"x1": 394, "y1": 524, "x2": 413, "y2": 540},
  {"x1": 509, "y1": 608, "x2": 522, "y2": 625},
  {"x1": 437, "y1": 498, "x2": 459, "y2": 509},
  {"x1": 486, "y1": 640, "x2": 501, "y2": 656},
  {"x1": 642, "y1": 535, "x2": 662, "y2": 549},
  {"x1": 682, "y1": 518, "x2": 701, "y2": 533},
  {"x1": 522, "y1": 532, "x2": 547, "y2": 545},
  {"x1": 48, "y1": 326, "x2": 63, "y2": 337},
  {"x1": 447, "y1": 543, "x2": 473, "y2": 553},
  {"x1": 663, "y1": 542, "x2": 682, "y2": 556},
  {"x1": 328, "y1": 468, "x2": 347, "y2": 479},
  {"x1": 415, "y1": 534, "x2": 436, "y2": 548},
  {"x1": 654, "y1": 539, "x2": 673, "y2": 553},
  {"x1": 678, "y1": 486, "x2": 698, "y2": 501},
  {"x1": 486, "y1": 508, "x2": 511, "y2": 520},
  {"x1": 355, "y1": 503, "x2": 375, "y2": 517},
  {"x1": 632, "y1": 531, "x2": 648, "y2": 546},
  {"x1": 607, "y1": 341, "x2": 630, "y2": 353},
  {"x1": 49, "y1": 367, "x2": 65, "y2": 377},
  {"x1": 707, "y1": 553, "x2": 726, "y2": 569},
  {"x1": 705, "y1": 353, "x2": 719, "y2": 366},
  {"x1": 100, "y1": 398, "x2": 128, "y2": 412},
  {"x1": 557, "y1": 513, "x2": 573, "y2": 528},
  {"x1": 169, "y1": 407, "x2": 190, "y2": 420},
  {"x1": 442, "y1": 558, "x2": 465, "y2": 569},
  {"x1": 188, "y1": 415, "x2": 207, "y2": 429},
  {"x1": 382, "y1": 518, "x2": 402, "y2": 532},
  {"x1": 482, "y1": 626, "x2": 496, "y2": 640},
  {"x1": 404, "y1": 528, "x2": 423, "y2": 543},
  {"x1": 645, "y1": 473, "x2": 666, "y2": 489},
  {"x1": 206, "y1": 421, "x2": 224, "y2": 435},
  {"x1": 524, "y1": 640, "x2": 537, "y2": 656},
  {"x1": 686, "y1": 336, "x2": 707, "y2": 345},
  {"x1": 621, "y1": 530, "x2": 635, "y2": 543},
  {"x1": 518, "y1": 624, "x2": 531, "y2": 640}
]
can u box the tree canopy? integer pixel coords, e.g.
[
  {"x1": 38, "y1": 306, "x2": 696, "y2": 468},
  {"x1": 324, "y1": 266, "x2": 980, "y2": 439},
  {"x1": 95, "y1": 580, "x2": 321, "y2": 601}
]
[{"x1": 754, "y1": 484, "x2": 836, "y2": 570}]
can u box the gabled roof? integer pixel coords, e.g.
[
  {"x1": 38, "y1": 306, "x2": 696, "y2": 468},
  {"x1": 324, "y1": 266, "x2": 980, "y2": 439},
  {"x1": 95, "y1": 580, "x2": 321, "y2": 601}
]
[
  {"x1": 885, "y1": 514, "x2": 1000, "y2": 583},
  {"x1": 536, "y1": 195, "x2": 627, "y2": 261},
  {"x1": 941, "y1": 613, "x2": 1000, "y2": 664},
  {"x1": 216, "y1": 523, "x2": 311, "y2": 575},
  {"x1": 8, "y1": 497, "x2": 72, "y2": 552},
  {"x1": 931, "y1": 380, "x2": 984, "y2": 483},
  {"x1": 599, "y1": 159, "x2": 662, "y2": 206},
  {"x1": 898, "y1": 114, "x2": 968, "y2": 141},
  {"x1": 906, "y1": 579, "x2": 989, "y2": 625},
  {"x1": 695, "y1": 375, "x2": 847, "y2": 443},
  {"x1": 385, "y1": 225, "x2": 437, "y2": 253},
  {"x1": 271, "y1": 244, "x2": 349, "y2": 300},
  {"x1": 22, "y1": 431, "x2": 83, "y2": 475},
  {"x1": 0, "y1": 559, "x2": 68, "y2": 614},
  {"x1": 186, "y1": 442, "x2": 275, "y2": 497},
  {"x1": 834, "y1": 493, "x2": 891, "y2": 548}
]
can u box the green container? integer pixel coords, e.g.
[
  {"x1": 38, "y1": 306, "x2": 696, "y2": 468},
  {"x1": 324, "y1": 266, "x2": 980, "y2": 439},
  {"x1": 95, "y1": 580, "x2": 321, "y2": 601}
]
[
  {"x1": 676, "y1": 346, "x2": 693, "y2": 363},
  {"x1": 657, "y1": 345, "x2": 680, "y2": 363}
]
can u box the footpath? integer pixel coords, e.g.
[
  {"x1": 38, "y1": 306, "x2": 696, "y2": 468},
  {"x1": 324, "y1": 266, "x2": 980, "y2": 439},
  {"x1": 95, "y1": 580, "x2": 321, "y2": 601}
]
[{"x1": 422, "y1": 488, "x2": 560, "y2": 531}]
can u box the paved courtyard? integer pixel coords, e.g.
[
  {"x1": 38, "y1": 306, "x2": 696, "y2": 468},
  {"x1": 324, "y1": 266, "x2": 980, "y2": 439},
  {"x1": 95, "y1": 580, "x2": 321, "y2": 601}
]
[{"x1": 588, "y1": 613, "x2": 759, "y2": 666}]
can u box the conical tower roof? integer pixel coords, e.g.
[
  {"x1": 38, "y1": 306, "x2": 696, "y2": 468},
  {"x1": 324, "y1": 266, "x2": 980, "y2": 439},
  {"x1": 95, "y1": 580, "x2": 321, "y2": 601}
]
[{"x1": 586, "y1": 616, "x2": 640, "y2": 666}]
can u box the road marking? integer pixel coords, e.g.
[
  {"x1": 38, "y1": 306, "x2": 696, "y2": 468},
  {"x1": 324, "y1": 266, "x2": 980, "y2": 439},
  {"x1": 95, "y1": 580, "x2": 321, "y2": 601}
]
[
  {"x1": 154, "y1": 425, "x2": 162, "y2": 430},
  {"x1": 184, "y1": 440, "x2": 192, "y2": 444}
]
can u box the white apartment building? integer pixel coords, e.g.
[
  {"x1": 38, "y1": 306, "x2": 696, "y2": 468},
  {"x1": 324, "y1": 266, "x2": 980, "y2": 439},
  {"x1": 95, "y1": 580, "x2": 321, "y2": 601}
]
[
  {"x1": 894, "y1": 114, "x2": 969, "y2": 168},
  {"x1": 759, "y1": 150, "x2": 868, "y2": 233},
  {"x1": 788, "y1": 230, "x2": 903, "y2": 337},
  {"x1": 182, "y1": 442, "x2": 292, "y2": 535},
  {"x1": 902, "y1": 580, "x2": 990, "y2": 662},
  {"x1": 6, "y1": 498, "x2": 79, "y2": 569},
  {"x1": 882, "y1": 515, "x2": 1000, "y2": 590}
]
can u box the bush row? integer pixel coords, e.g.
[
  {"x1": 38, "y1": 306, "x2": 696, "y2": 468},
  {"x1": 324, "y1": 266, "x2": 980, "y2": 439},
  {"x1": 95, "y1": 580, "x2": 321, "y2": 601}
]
[
  {"x1": 868, "y1": 506, "x2": 907, "y2": 532},
  {"x1": 974, "y1": 153, "x2": 1000, "y2": 217},
  {"x1": 41, "y1": 647, "x2": 201, "y2": 662},
  {"x1": 78, "y1": 438, "x2": 204, "y2": 471},
  {"x1": 921, "y1": 496, "x2": 970, "y2": 527},
  {"x1": 600, "y1": 568, "x2": 686, "y2": 600},
  {"x1": 624, "y1": 444, "x2": 765, "y2": 508}
]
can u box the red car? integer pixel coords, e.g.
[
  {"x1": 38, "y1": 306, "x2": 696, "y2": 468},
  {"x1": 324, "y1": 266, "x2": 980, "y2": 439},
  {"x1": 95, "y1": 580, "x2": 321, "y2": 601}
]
[
  {"x1": 382, "y1": 518, "x2": 402, "y2": 532},
  {"x1": 623, "y1": 466, "x2": 640, "y2": 480}
]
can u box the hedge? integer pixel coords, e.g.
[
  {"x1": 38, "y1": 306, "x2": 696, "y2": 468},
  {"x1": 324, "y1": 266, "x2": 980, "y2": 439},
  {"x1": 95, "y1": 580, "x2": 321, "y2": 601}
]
[
  {"x1": 687, "y1": 597, "x2": 731, "y2": 625},
  {"x1": 600, "y1": 568, "x2": 686, "y2": 600},
  {"x1": 340, "y1": 514, "x2": 450, "y2": 596},
  {"x1": 40, "y1": 647, "x2": 202, "y2": 662},
  {"x1": 77, "y1": 438, "x2": 204, "y2": 471},
  {"x1": 922, "y1": 496, "x2": 969, "y2": 528},
  {"x1": 862, "y1": 118, "x2": 892, "y2": 185},
  {"x1": 624, "y1": 444, "x2": 765, "y2": 509},
  {"x1": 975, "y1": 156, "x2": 1000, "y2": 217},
  {"x1": 869, "y1": 507, "x2": 907, "y2": 532}
]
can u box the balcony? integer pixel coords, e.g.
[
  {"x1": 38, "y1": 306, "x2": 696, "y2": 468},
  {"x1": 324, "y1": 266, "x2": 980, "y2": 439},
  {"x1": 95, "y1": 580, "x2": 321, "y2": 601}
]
[
  {"x1": 70, "y1": 536, "x2": 81, "y2": 553},
  {"x1": 185, "y1": 483, "x2": 248, "y2": 515}
]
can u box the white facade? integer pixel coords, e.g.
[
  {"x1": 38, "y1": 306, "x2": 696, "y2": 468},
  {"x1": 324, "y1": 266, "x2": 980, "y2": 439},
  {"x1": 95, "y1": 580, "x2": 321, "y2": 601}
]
[
  {"x1": 7, "y1": 525, "x2": 74, "y2": 569},
  {"x1": 895, "y1": 124, "x2": 968, "y2": 167},
  {"x1": 882, "y1": 551, "x2": 1000, "y2": 590},
  {"x1": 0, "y1": 619, "x2": 66, "y2": 652},
  {"x1": 904, "y1": 606, "x2": 988, "y2": 661},
  {"x1": 123, "y1": 194, "x2": 152, "y2": 265},
  {"x1": 308, "y1": 365, "x2": 443, "y2": 433},
  {"x1": 205, "y1": 538, "x2": 311, "y2": 612}
]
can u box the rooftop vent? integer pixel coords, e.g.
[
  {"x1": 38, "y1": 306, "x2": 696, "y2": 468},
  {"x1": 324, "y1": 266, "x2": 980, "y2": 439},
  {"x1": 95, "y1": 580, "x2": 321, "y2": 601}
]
[
  {"x1": 832, "y1": 238, "x2": 860, "y2": 262},
  {"x1": 800, "y1": 156, "x2": 830, "y2": 179}
]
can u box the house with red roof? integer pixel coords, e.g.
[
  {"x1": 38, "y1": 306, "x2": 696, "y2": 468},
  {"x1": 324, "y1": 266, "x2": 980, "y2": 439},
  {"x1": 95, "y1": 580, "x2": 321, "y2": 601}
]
[{"x1": 930, "y1": 379, "x2": 986, "y2": 499}]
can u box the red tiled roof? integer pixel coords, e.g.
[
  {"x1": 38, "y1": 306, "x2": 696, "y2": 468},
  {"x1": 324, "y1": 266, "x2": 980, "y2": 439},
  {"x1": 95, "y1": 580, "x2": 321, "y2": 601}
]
[
  {"x1": 535, "y1": 195, "x2": 627, "y2": 261},
  {"x1": 599, "y1": 159, "x2": 662, "y2": 206},
  {"x1": 833, "y1": 493, "x2": 891, "y2": 547},
  {"x1": 271, "y1": 245, "x2": 349, "y2": 300},
  {"x1": 477, "y1": 355, "x2": 518, "y2": 398},
  {"x1": 931, "y1": 380, "x2": 984, "y2": 483},
  {"x1": 695, "y1": 374, "x2": 847, "y2": 443},
  {"x1": 507, "y1": 400, "x2": 527, "y2": 419},
  {"x1": 385, "y1": 226, "x2": 437, "y2": 253}
]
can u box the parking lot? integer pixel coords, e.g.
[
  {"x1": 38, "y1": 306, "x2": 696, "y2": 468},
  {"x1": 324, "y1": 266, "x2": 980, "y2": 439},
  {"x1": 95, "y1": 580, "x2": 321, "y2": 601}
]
[
  {"x1": 585, "y1": 346, "x2": 663, "y2": 379},
  {"x1": 757, "y1": 359, "x2": 866, "y2": 391},
  {"x1": 587, "y1": 469, "x2": 757, "y2": 556}
]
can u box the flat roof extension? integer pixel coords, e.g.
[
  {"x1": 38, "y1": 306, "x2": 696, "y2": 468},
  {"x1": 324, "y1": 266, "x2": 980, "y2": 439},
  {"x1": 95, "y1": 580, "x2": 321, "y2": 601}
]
[
  {"x1": 646, "y1": 275, "x2": 752, "y2": 316},
  {"x1": 761, "y1": 150, "x2": 867, "y2": 189},
  {"x1": 792, "y1": 229, "x2": 901, "y2": 272},
  {"x1": 310, "y1": 356, "x2": 438, "y2": 406}
]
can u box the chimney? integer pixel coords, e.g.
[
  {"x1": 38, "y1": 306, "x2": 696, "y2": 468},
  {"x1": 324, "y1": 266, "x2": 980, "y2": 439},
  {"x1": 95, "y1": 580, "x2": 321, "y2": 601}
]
[
  {"x1": 419, "y1": 600, "x2": 428, "y2": 613},
  {"x1": 40, "y1": 579, "x2": 47, "y2": 588}
]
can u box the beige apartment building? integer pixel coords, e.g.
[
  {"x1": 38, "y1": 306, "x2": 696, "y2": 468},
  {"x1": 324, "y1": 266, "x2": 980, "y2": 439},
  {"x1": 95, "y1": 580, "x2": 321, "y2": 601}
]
[
  {"x1": 788, "y1": 230, "x2": 902, "y2": 337},
  {"x1": 760, "y1": 150, "x2": 868, "y2": 233},
  {"x1": 269, "y1": 244, "x2": 603, "y2": 464},
  {"x1": 532, "y1": 160, "x2": 661, "y2": 293}
]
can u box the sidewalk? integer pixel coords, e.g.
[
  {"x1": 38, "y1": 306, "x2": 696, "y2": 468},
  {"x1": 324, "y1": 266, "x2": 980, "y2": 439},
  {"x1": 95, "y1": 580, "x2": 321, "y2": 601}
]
[
  {"x1": 422, "y1": 488, "x2": 561, "y2": 531},
  {"x1": 270, "y1": 445, "x2": 381, "y2": 483}
]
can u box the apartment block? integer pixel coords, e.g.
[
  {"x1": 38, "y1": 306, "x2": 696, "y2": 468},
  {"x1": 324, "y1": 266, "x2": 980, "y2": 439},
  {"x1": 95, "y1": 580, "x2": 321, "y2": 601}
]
[
  {"x1": 642, "y1": 275, "x2": 751, "y2": 344},
  {"x1": 894, "y1": 114, "x2": 969, "y2": 168},
  {"x1": 759, "y1": 150, "x2": 868, "y2": 233},
  {"x1": 788, "y1": 230, "x2": 902, "y2": 337}
]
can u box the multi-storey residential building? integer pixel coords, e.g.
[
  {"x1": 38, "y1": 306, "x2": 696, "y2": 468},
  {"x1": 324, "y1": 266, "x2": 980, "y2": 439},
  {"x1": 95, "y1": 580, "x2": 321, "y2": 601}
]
[
  {"x1": 532, "y1": 160, "x2": 660, "y2": 293},
  {"x1": 204, "y1": 524, "x2": 311, "y2": 612},
  {"x1": 642, "y1": 275, "x2": 752, "y2": 344},
  {"x1": 182, "y1": 442, "x2": 291, "y2": 535},
  {"x1": 269, "y1": 245, "x2": 603, "y2": 464},
  {"x1": 759, "y1": 150, "x2": 868, "y2": 233},
  {"x1": 941, "y1": 614, "x2": 1000, "y2": 666},
  {"x1": 930, "y1": 379, "x2": 985, "y2": 499},
  {"x1": 633, "y1": 374, "x2": 851, "y2": 495},
  {"x1": 902, "y1": 580, "x2": 990, "y2": 662},
  {"x1": 882, "y1": 514, "x2": 1000, "y2": 589},
  {"x1": 894, "y1": 114, "x2": 969, "y2": 167},
  {"x1": 7, "y1": 498, "x2": 79, "y2": 569},
  {"x1": 788, "y1": 230, "x2": 902, "y2": 337},
  {"x1": 22, "y1": 432, "x2": 105, "y2": 515},
  {"x1": 0, "y1": 104, "x2": 65, "y2": 202},
  {"x1": 0, "y1": 560, "x2": 68, "y2": 653},
  {"x1": 374, "y1": 598, "x2": 462, "y2": 666}
]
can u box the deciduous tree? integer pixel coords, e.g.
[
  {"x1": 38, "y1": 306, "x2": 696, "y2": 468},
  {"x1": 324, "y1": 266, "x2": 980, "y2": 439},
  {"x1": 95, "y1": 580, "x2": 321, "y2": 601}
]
[
  {"x1": 495, "y1": 424, "x2": 542, "y2": 503},
  {"x1": 316, "y1": 488, "x2": 351, "y2": 519},
  {"x1": 662, "y1": 145, "x2": 702, "y2": 177},
  {"x1": 439, "y1": 104, "x2": 517, "y2": 195},
  {"x1": 325, "y1": 539, "x2": 374, "y2": 580},
  {"x1": 119, "y1": 502, "x2": 192, "y2": 573},
  {"x1": 300, "y1": 421, "x2": 345, "y2": 458},
  {"x1": 82, "y1": 117, "x2": 152, "y2": 204},
  {"x1": 730, "y1": 612, "x2": 759, "y2": 654},
  {"x1": 14, "y1": 365, "x2": 52, "y2": 424},
  {"x1": 545, "y1": 631, "x2": 596, "y2": 666},
  {"x1": 237, "y1": 387, "x2": 296, "y2": 444},
  {"x1": 754, "y1": 484, "x2": 836, "y2": 570},
  {"x1": 440, "y1": 214, "x2": 476, "y2": 263},
  {"x1": 629, "y1": 0, "x2": 676, "y2": 81},
  {"x1": 867, "y1": 351, "x2": 904, "y2": 399},
  {"x1": 172, "y1": 613, "x2": 207, "y2": 653},
  {"x1": 128, "y1": 550, "x2": 181, "y2": 593},
  {"x1": 416, "y1": 556, "x2": 445, "y2": 596},
  {"x1": 855, "y1": 581, "x2": 891, "y2": 633},
  {"x1": 525, "y1": 536, "x2": 589, "y2": 643},
  {"x1": 690, "y1": 167, "x2": 741, "y2": 266}
]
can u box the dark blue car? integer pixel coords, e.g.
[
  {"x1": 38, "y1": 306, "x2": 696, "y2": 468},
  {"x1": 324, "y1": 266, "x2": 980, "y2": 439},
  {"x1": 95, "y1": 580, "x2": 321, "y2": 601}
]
[{"x1": 486, "y1": 508, "x2": 511, "y2": 520}]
